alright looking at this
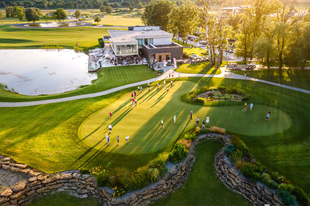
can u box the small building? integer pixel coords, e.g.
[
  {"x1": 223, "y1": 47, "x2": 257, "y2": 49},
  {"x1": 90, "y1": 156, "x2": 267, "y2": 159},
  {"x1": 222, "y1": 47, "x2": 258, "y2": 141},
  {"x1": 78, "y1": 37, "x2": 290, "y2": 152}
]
[{"x1": 106, "y1": 26, "x2": 183, "y2": 62}]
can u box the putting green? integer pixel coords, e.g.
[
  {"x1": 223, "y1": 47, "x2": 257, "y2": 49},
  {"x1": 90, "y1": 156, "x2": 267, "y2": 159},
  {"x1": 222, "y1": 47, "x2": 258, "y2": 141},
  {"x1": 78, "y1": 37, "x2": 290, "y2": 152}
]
[{"x1": 78, "y1": 81, "x2": 291, "y2": 154}]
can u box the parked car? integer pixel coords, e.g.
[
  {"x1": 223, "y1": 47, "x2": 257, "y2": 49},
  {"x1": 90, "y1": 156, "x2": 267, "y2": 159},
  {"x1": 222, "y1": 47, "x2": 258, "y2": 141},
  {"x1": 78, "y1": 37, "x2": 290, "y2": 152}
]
[
  {"x1": 199, "y1": 41, "x2": 207, "y2": 45},
  {"x1": 166, "y1": 60, "x2": 172, "y2": 66},
  {"x1": 190, "y1": 54, "x2": 202, "y2": 60},
  {"x1": 227, "y1": 49, "x2": 234, "y2": 53}
]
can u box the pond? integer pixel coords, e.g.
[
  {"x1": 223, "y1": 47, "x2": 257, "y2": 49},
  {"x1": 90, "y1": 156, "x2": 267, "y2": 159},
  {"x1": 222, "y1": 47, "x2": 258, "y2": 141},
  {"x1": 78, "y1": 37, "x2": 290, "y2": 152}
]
[
  {"x1": 26, "y1": 22, "x2": 84, "y2": 28},
  {"x1": 0, "y1": 49, "x2": 97, "y2": 96}
]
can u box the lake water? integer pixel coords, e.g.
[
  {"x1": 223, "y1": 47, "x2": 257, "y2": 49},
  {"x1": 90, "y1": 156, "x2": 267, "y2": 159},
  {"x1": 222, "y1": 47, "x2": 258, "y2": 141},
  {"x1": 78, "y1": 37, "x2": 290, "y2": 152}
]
[
  {"x1": 0, "y1": 49, "x2": 97, "y2": 95},
  {"x1": 26, "y1": 22, "x2": 85, "y2": 27}
]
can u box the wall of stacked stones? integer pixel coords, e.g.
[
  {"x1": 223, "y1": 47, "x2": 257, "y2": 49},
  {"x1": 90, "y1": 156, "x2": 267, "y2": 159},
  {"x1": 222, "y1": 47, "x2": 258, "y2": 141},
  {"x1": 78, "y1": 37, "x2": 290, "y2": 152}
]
[{"x1": 0, "y1": 133, "x2": 283, "y2": 206}]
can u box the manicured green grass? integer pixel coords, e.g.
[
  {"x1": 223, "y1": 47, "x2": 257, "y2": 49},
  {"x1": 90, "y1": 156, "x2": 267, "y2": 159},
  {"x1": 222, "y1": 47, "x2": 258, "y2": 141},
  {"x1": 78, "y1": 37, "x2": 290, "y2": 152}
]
[
  {"x1": 0, "y1": 25, "x2": 125, "y2": 49},
  {"x1": 152, "y1": 140, "x2": 251, "y2": 206},
  {"x1": 91, "y1": 13, "x2": 143, "y2": 26},
  {"x1": 233, "y1": 69, "x2": 310, "y2": 90},
  {"x1": 184, "y1": 47, "x2": 208, "y2": 57},
  {"x1": 175, "y1": 62, "x2": 221, "y2": 74},
  {"x1": 0, "y1": 65, "x2": 157, "y2": 102},
  {"x1": 172, "y1": 38, "x2": 191, "y2": 47},
  {"x1": 28, "y1": 191, "x2": 101, "y2": 206}
]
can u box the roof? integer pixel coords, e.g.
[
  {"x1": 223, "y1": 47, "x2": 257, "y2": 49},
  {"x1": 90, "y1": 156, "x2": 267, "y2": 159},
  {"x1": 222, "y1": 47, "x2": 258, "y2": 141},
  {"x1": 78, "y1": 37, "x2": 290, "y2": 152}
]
[
  {"x1": 108, "y1": 30, "x2": 173, "y2": 44},
  {"x1": 220, "y1": 6, "x2": 246, "y2": 10}
]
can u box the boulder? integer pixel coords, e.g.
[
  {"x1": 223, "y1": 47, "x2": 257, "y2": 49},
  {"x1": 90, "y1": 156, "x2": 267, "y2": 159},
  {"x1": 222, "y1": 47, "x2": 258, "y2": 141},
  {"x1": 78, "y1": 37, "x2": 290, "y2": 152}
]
[
  {"x1": 264, "y1": 187, "x2": 273, "y2": 196},
  {"x1": 9, "y1": 163, "x2": 27, "y2": 169},
  {"x1": 74, "y1": 193, "x2": 88, "y2": 199},
  {"x1": 11, "y1": 181, "x2": 27, "y2": 192},
  {"x1": 37, "y1": 175, "x2": 47, "y2": 181},
  {"x1": 77, "y1": 189, "x2": 89, "y2": 194},
  {"x1": 2, "y1": 164, "x2": 10, "y2": 170},
  {"x1": 29, "y1": 177, "x2": 38, "y2": 182},
  {"x1": 1, "y1": 189, "x2": 12, "y2": 197},
  {"x1": 80, "y1": 174, "x2": 91, "y2": 180},
  {"x1": 111, "y1": 198, "x2": 122, "y2": 205},
  {"x1": 2, "y1": 157, "x2": 10, "y2": 161},
  {"x1": 169, "y1": 166, "x2": 178, "y2": 175},
  {"x1": 20, "y1": 168, "x2": 30, "y2": 174},
  {"x1": 60, "y1": 173, "x2": 72, "y2": 180},
  {"x1": 29, "y1": 170, "x2": 41, "y2": 176},
  {"x1": 10, "y1": 166, "x2": 22, "y2": 172}
]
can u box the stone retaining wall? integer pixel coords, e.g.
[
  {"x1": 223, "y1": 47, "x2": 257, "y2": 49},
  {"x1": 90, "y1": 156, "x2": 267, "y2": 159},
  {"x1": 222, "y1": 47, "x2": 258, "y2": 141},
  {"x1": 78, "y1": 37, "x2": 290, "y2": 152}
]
[{"x1": 0, "y1": 133, "x2": 283, "y2": 206}]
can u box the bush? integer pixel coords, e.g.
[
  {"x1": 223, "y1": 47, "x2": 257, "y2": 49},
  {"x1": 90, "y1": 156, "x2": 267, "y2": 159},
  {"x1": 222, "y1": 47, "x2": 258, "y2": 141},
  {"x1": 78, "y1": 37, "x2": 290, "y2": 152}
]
[
  {"x1": 230, "y1": 135, "x2": 241, "y2": 146},
  {"x1": 276, "y1": 189, "x2": 296, "y2": 205},
  {"x1": 244, "y1": 162, "x2": 266, "y2": 173},
  {"x1": 268, "y1": 171, "x2": 285, "y2": 184},
  {"x1": 168, "y1": 143, "x2": 189, "y2": 163},
  {"x1": 79, "y1": 167, "x2": 90, "y2": 174},
  {"x1": 261, "y1": 173, "x2": 279, "y2": 190},
  {"x1": 224, "y1": 144, "x2": 235, "y2": 156},
  {"x1": 240, "y1": 166, "x2": 261, "y2": 181},
  {"x1": 210, "y1": 126, "x2": 225, "y2": 134},
  {"x1": 128, "y1": 166, "x2": 154, "y2": 190},
  {"x1": 89, "y1": 166, "x2": 110, "y2": 187},
  {"x1": 183, "y1": 51, "x2": 190, "y2": 58},
  {"x1": 178, "y1": 139, "x2": 192, "y2": 149},
  {"x1": 241, "y1": 94, "x2": 251, "y2": 101},
  {"x1": 292, "y1": 186, "x2": 310, "y2": 206},
  {"x1": 183, "y1": 131, "x2": 197, "y2": 140},
  {"x1": 235, "y1": 159, "x2": 245, "y2": 170},
  {"x1": 279, "y1": 183, "x2": 294, "y2": 193},
  {"x1": 148, "y1": 152, "x2": 169, "y2": 169}
]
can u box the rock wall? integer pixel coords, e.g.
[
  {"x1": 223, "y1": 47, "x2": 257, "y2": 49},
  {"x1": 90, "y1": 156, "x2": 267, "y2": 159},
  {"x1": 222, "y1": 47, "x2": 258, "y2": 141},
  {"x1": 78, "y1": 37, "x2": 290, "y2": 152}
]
[{"x1": 0, "y1": 134, "x2": 283, "y2": 206}]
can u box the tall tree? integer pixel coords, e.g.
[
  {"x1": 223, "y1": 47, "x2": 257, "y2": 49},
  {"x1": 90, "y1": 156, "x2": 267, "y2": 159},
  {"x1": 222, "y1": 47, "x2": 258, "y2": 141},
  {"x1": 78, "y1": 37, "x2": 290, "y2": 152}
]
[
  {"x1": 0, "y1": 1, "x2": 5, "y2": 8},
  {"x1": 100, "y1": 5, "x2": 106, "y2": 12},
  {"x1": 141, "y1": 0, "x2": 174, "y2": 31},
  {"x1": 0, "y1": 9, "x2": 2, "y2": 19},
  {"x1": 106, "y1": 6, "x2": 113, "y2": 15},
  {"x1": 55, "y1": 8, "x2": 67, "y2": 22},
  {"x1": 74, "y1": 10, "x2": 81, "y2": 18},
  {"x1": 136, "y1": 3, "x2": 143, "y2": 10},
  {"x1": 16, "y1": 7, "x2": 25, "y2": 20},
  {"x1": 25, "y1": 7, "x2": 41, "y2": 23}
]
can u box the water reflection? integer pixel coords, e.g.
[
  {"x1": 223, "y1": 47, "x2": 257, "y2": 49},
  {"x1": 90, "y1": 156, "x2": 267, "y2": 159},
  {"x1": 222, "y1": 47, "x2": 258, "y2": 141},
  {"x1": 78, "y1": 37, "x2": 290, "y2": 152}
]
[
  {"x1": 0, "y1": 49, "x2": 97, "y2": 95},
  {"x1": 27, "y1": 22, "x2": 85, "y2": 28}
]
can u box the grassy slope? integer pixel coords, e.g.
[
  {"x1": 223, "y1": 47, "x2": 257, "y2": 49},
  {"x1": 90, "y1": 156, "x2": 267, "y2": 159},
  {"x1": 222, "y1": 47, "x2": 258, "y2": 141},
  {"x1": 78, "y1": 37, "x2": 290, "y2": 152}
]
[
  {"x1": 28, "y1": 191, "x2": 101, "y2": 206},
  {"x1": 0, "y1": 65, "x2": 157, "y2": 102},
  {"x1": 175, "y1": 62, "x2": 221, "y2": 74},
  {"x1": 233, "y1": 69, "x2": 310, "y2": 90},
  {"x1": 184, "y1": 47, "x2": 208, "y2": 57},
  {"x1": 152, "y1": 140, "x2": 251, "y2": 206},
  {"x1": 0, "y1": 25, "x2": 125, "y2": 49}
]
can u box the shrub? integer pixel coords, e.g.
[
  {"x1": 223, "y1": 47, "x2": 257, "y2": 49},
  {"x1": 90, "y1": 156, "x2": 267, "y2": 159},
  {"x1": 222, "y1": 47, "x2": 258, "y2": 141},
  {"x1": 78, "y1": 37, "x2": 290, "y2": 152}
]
[
  {"x1": 149, "y1": 168, "x2": 160, "y2": 181},
  {"x1": 183, "y1": 51, "x2": 190, "y2": 58},
  {"x1": 230, "y1": 149, "x2": 244, "y2": 162},
  {"x1": 113, "y1": 186, "x2": 127, "y2": 197},
  {"x1": 168, "y1": 143, "x2": 189, "y2": 163},
  {"x1": 260, "y1": 173, "x2": 279, "y2": 189},
  {"x1": 240, "y1": 166, "x2": 261, "y2": 182},
  {"x1": 244, "y1": 162, "x2": 266, "y2": 173},
  {"x1": 178, "y1": 139, "x2": 192, "y2": 149},
  {"x1": 230, "y1": 135, "x2": 241, "y2": 146},
  {"x1": 148, "y1": 152, "x2": 169, "y2": 169},
  {"x1": 279, "y1": 183, "x2": 294, "y2": 193},
  {"x1": 210, "y1": 126, "x2": 225, "y2": 134},
  {"x1": 79, "y1": 167, "x2": 90, "y2": 174},
  {"x1": 292, "y1": 186, "x2": 310, "y2": 206},
  {"x1": 268, "y1": 171, "x2": 285, "y2": 184},
  {"x1": 224, "y1": 144, "x2": 235, "y2": 156},
  {"x1": 235, "y1": 159, "x2": 245, "y2": 170},
  {"x1": 241, "y1": 94, "x2": 251, "y2": 101},
  {"x1": 184, "y1": 131, "x2": 197, "y2": 141},
  {"x1": 276, "y1": 189, "x2": 296, "y2": 205},
  {"x1": 128, "y1": 166, "x2": 154, "y2": 190},
  {"x1": 89, "y1": 166, "x2": 110, "y2": 187}
]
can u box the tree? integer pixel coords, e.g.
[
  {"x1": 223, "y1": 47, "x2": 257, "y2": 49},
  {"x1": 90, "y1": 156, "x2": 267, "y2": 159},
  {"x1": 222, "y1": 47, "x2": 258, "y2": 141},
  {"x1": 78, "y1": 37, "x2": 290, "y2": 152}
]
[
  {"x1": 103, "y1": 1, "x2": 109, "y2": 6},
  {"x1": 106, "y1": 6, "x2": 113, "y2": 15},
  {"x1": 25, "y1": 7, "x2": 41, "y2": 23},
  {"x1": 5, "y1": 6, "x2": 14, "y2": 17},
  {"x1": 136, "y1": 3, "x2": 143, "y2": 10},
  {"x1": 55, "y1": 8, "x2": 67, "y2": 22},
  {"x1": 74, "y1": 10, "x2": 81, "y2": 19},
  {"x1": 0, "y1": 9, "x2": 2, "y2": 19},
  {"x1": 44, "y1": 13, "x2": 48, "y2": 22},
  {"x1": 94, "y1": 14, "x2": 101, "y2": 23},
  {"x1": 0, "y1": 1, "x2": 5, "y2": 8},
  {"x1": 142, "y1": 0, "x2": 174, "y2": 31},
  {"x1": 100, "y1": 5, "x2": 106, "y2": 12},
  {"x1": 129, "y1": 5, "x2": 134, "y2": 11},
  {"x1": 121, "y1": 1, "x2": 130, "y2": 7},
  {"x1": 16, "y1": 7, "x2": 25, "y2": 20},
  {"x1": 111, "y1": 3, "x2": 118, "y2": 8}
]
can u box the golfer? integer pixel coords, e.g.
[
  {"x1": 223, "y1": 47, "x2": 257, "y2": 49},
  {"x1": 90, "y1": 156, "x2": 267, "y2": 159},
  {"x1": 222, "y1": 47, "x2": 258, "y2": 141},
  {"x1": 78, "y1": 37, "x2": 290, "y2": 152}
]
[
  {"x1": 131, "y1": 92, "x2": 133, "y2": 98},
  {"x1": 105, "y1": 134, "x2": 109, "y2": 144},
  {"x1": 138, "y1": 86, "x2": 140, "y2": 93},
  {"x1": 109, "y1": 112, "x2": 112, "y2": 120},
  {"x1": 108, "y1": 124, "x2": 112, "y2": 133},
  {"x1": 132, "y1": 101, "x2": 134, "y2": 109},
  {"x1": 117, "y1": 136, "x2": 119, "y2": 146},
  {"x1": 250, "y1": 102, "x2": 253, "y2": 111},
  {"x1": 157, "y1": 82, "x2": 159, "y2": 89},
  {"x1": 126, "y1": 136, "x2": 129, "y2": 144},
  {"x1": 134, "y1": 91, "x2": 136, "y2": 97},
  {"x1": 135, "y1": 99, "x2": 137, "y2": 106},
  {"x1": 164, "y1": 80, "x2": 166, "y2": 85},
  {"x1": 196, "y1": 117, "x2": 200, "y2": 125},
  {"x1": 161, "y1": 119, "x2": 164, "y2": 129},
  {"x1": 107, "y1": 135, "x2": 110, "y2": 146},
  {"x1": 244, "y1": 102, "x2": 247, "y2": 112},
  {"x1": 148, "y1": 83, "x2": 151, "y2": 91},
  {"x1": 266, "y1": 110, "x2": 271, "y2": 122},
  {"x1": 170, "y1": 80, "x2": 173, "y2": 86},
  {"x1": 174, "y1": 115, "x2": 176, "y2": 124},
  {"x1": 140, "y1": 86, "x2": 142, "y2": 93},
  {"x1": 202, "y1": 121, "x2": 206, "y2": 129},
  {"x1": 206, "y1": 115, "x2": 210, "y2": 124},
  {"x1": 166, "y1": 87, "x2": 169, "y2": 93},
  {"x1": 190, "y1": 110, "x2": 193, "y2": 119}
]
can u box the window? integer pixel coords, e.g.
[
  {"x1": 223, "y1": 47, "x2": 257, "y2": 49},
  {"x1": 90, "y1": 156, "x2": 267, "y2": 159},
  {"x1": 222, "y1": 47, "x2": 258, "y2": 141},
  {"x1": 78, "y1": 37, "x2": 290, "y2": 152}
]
[
  {"x1": 166, "y1": 55, "x2": 169, "y2": 60},
  {"x1": 159, "y1": 55, "x2": 162, "y2": 62}
]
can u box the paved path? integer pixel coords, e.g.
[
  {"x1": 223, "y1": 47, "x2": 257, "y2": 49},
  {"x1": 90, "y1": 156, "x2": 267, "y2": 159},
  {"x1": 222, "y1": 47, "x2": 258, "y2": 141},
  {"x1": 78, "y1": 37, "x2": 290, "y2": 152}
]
[{"x1": 0, "y1": 67, "x2": 309, "y2": 108}]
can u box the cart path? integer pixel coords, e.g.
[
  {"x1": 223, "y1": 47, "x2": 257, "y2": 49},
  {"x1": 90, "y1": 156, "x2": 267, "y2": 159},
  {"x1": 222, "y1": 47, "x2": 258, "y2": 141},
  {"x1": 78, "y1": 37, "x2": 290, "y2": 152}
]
[{"x1": 0, "y1": 67, "x2": 309, "y2": 108}]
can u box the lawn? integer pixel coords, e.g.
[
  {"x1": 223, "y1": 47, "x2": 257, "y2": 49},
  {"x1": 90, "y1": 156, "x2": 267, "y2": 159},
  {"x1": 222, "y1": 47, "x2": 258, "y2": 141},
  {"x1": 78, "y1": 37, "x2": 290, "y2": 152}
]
[
  {"x1": 152, "y1": 140, "x2": 251, "y2": 206},
  {"x1": 0, "y1": 25, "x2": 125, "y2": 49},
  {"x1": 184, "y1": 47, "x2": 208, "y2": 57},
  {"x1": 87, "y1": 12, "x2": 143, "y2": 26},
  {"x1": 0, "y1": 16, "x2": 74, "y2": 25},
  {"x1": 233, "y1": 69, "x2": 310, "y2": 91},
  {"x1": 0, "y1": 65, "x2": 158, "y2": 102},
  {"x1": 172, "y1": 38, "x2": 191, "y2": 47},
  {"x1": 28, "y1": 191, "x2": 101, "y2": 206},
  {"x1": 175, "y1": 62, "x2": 222, "y2": 74}
]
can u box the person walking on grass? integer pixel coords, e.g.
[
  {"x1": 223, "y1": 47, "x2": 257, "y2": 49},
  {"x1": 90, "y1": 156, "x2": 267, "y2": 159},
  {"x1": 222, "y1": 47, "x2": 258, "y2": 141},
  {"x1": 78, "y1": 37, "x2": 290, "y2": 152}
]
[
  {"x1": 266, "y1": 110, "x2": 271, "y2": 122},
  {"x1": 161, "y1": 119, "x2": 164, "y2": 129},
  {"x1": 131, "y1": 92, "x2": 133, "y2": 98},
  {"x1": 202, "y1": 120, "x2": 206, "y2": 129},
  {"x1": 170, "y1": 80, "x2": 173, "y2": 86},
  {"x1": 244, "y1": 102, "x2": 247, "y2": 112},
  {"x1": 206, "y1": 115, "x2": 210, "y2": 125},
  {"x1": 105, "y1": 134, "x2": 109, "y2": 145},
  {"x1": 174, "y1": 115, "x2": 176, "y2": 124},
  {"x1": 148, "y1": 83, "x2": 151, "y2": 91},
  {"x1": 134, "y1": 91, "x2": 136, "y2": 98},
  {"x1": 157, "y1": 82, "x2": 159, "y2": 89},
  {"x1": 126, "y1": 136, "x2": 129, "y2": 144},
  {"x1": 250, "y1": 102, "x2": 253, "y2": 111},
  {"x1": 244, "y1": 71, "x2": 247, "y2": 77},
  {"x1": 117, "y1": 135, "x2": 119, "y2": 146},
  {"x1": 132, "y1": 101, "x2": 134, "y2": 109},
  {"x1": 196, "y1": 117, "x2": 200, "y2": 125},
  {"x1": 107, "y1": 135, "x2": 110, "y2": 146},
  {"x1": 164, "y1": 80, "x2": 166, "y2": 85},
  {"x1": 166, "y1": 87, "x2": 169, "y2": 93},
  {"x1": 109, "y1": 112, "x2": 112, "y2": 120},
  {"x1": 108, "y1": 124, "x2": 112, "y2": 134},
  {"x1": 140, "y1": 86, "x2": 142, "y2": 93},
  {"x1": 138, "y1": 86, "x2": 140, "y2": 93},
  {"x1": 135, "y1": 99, "x2": 137, "y2": 106},
  {"x1": 190, "y1": 110, "x2": 193, "y2": 119}
]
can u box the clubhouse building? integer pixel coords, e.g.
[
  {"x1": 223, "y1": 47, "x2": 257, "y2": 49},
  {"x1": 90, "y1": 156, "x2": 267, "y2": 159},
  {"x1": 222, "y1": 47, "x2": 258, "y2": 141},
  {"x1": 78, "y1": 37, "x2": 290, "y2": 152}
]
[{"x1": 105, "y1": 26, "x2": 183, "y2": 62}]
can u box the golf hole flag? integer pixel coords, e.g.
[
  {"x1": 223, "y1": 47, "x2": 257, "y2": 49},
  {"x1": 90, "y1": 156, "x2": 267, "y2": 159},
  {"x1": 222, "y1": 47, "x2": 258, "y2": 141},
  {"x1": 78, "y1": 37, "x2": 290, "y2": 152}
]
[{"x1": 174, "y1": 58, "x2": 177, "y2": 68}]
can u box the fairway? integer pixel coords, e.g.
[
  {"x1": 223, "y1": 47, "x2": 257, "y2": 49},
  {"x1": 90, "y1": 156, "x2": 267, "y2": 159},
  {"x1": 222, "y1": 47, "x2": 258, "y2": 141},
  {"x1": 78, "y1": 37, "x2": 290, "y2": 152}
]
[{"x1": 79, "y1": 81, "x2": 291, "y2": 154}]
